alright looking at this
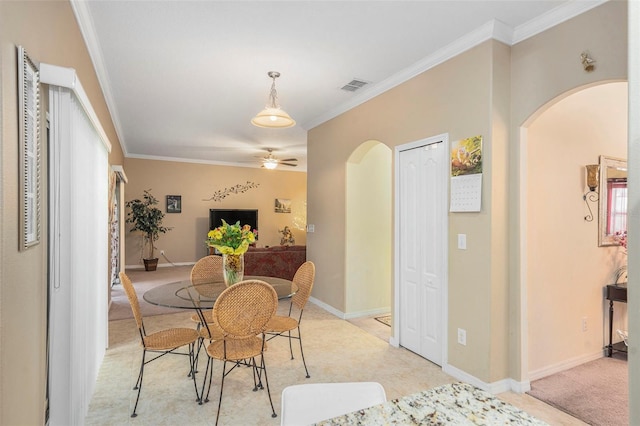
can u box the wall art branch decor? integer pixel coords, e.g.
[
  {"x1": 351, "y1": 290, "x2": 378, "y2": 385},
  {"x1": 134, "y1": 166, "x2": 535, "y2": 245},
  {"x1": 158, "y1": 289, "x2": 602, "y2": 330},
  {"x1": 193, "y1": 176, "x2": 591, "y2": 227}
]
[
  {"x1": 203, "y1": 181, "x2": 260, "y2": 202},
  {"x1": 18, "y1": 46, "x2": 41, "y2": 250}
]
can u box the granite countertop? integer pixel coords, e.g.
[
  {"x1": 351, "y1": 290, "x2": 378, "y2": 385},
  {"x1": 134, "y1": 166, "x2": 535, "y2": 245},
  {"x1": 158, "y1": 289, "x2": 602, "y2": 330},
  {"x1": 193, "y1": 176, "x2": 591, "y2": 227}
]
[{"x1": 317, "y1": 382, "x2": 548, "y2": 425}]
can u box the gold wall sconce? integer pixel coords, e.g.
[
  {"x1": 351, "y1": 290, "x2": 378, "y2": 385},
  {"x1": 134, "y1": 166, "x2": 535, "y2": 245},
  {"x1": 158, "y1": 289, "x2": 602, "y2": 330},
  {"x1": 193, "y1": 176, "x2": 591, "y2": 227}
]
[
  {"x1": 581, "y1": 51, "x2": 596, "y2": 72},
  {"x1": 584, "y1": 164, "x2": 599, "y2": 221}
]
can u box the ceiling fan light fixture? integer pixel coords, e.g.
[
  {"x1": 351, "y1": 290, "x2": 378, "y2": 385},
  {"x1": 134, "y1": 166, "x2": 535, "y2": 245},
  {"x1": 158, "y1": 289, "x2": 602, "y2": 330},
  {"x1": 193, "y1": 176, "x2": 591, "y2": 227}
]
[
  {"x1": 263, "y1": 159, "x2": 278, "y2": 169},
  {"x1": 251, "y1": 71, "x2": 295, "y2": 129}
]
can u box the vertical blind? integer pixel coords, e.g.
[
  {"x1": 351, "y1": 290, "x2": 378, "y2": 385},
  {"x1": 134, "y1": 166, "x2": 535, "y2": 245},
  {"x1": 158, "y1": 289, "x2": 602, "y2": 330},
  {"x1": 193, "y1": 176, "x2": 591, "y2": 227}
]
[{"x1": 47, "y1": 83, "x2": 109, "y2": 424}]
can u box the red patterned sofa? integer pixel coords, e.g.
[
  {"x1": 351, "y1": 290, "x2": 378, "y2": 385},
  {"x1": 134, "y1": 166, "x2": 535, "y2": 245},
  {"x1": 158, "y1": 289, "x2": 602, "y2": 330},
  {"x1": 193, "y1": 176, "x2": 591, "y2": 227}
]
[{"x1": 244, "y1": 245, "x2": 307, "y2": 281}]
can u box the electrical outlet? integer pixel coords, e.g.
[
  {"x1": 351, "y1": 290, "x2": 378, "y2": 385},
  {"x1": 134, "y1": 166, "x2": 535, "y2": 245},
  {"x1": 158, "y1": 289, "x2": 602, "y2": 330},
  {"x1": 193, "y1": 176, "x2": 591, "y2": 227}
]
[
  {"x1": 582, "y1": 316, "x2": 588, "y2": 332},
  {"x1": 457, "y1": 328, "x2": 467, "y2": 346},
  {"x1": 160, "y1": 250, "x2": 165, "y2": 256}
]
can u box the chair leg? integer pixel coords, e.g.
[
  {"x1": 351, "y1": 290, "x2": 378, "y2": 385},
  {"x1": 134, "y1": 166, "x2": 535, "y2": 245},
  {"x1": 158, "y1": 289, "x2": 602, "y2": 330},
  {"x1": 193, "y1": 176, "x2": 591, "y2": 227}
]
[
  {"x1": 131, "y1": 349, "x2": 147, "y2": 417},
  {"x1": 203, "y1": 356, "x2": 214, "y2": 404},
  {"x1": 258, "y1": 353, "x2": 277, "y2": 418},
  {"x1": 188, "y1": 342, "x2": 200, "y2": 402},
  {"x1": 215, "y1": 360, "x2": 228, "y2": 426},
  {"x1": 287, "y1": 330, "x2": 294, "y2": 360},
  {"x1": 297, "y1": 326, "x2": 310, "y2": 378}
]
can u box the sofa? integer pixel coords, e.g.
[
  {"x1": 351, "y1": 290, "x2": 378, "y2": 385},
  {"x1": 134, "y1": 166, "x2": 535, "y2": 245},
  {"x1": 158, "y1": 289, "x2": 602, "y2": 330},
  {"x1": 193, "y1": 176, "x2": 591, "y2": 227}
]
[{"x1": 244, "y1": 245, "x2": 307, "y2": 281}]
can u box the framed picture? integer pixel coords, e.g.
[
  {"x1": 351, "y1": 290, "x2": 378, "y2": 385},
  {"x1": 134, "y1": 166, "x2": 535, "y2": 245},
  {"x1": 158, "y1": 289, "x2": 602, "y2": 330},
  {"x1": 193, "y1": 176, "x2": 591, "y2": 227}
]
[
  {"x1": 166, "y1": 195, "x2": 181, "y2": 213},
  {"x1": 18, "y1": 46, "x2": 41, "y2": 250},
  {"x1": 275, "y1": 198, "x2": 291, "y2": 213}
]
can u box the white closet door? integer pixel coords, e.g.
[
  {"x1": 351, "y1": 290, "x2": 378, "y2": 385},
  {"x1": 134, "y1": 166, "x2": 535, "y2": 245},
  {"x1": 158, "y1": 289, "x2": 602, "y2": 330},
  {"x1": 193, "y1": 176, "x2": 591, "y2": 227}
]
[{"x1": 398, "y1": 136, "x2": 447, "y2": 365}]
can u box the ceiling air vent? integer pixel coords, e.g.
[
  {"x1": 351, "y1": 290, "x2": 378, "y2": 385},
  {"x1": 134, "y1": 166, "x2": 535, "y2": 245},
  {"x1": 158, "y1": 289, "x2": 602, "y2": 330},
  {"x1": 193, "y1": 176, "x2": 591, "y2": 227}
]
[{"x1": 341, "y1": 78, "x2": 370, "y2": 92}]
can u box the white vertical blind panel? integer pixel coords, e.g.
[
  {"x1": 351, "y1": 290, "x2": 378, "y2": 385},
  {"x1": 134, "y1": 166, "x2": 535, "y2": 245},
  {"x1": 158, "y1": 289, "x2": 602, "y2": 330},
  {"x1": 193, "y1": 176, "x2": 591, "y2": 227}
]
[{"x1": 48, "y1": 86, "x2": 108, "y2": 425}]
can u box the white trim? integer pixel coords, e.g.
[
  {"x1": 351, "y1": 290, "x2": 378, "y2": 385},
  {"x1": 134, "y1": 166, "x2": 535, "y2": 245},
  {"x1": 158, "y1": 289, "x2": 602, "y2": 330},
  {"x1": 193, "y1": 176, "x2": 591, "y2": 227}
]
[
  {"x1": 528, "y1": 351, "x2": 603, "y2": 382},
  {"x1": 512, "y1": 0, "x2": 608, "y2": 44},
  {"x1": 442, "y1": 363, "x2": 526, "y2": 394},
  {"x1": 342, "y1": 307, "x2": 390, "y2": 321},
  {"x1": 308, "y1": 297, "x2": 345, "y2": 319},
  {"x1": 40, "y1": 63, "x2": 112, "y2": 153},
  {"x1": 126, "y1": 152, "x2": 308, "y2": 173},
  {"x1": 125, "y1": 261, "x2": 195, "y2": 270},
  {"x1": 111, "y1": 165, "x2": 128, "y2": 184},
  {"x1": 69, "y1": 0, "x2": 127, "y2": 155},
  {"x1": 305, "y1": 2, "x2": 608, "y2": 129},
  {"x1": 519, "y1": 127, "x2": 530, "y2": 385}
]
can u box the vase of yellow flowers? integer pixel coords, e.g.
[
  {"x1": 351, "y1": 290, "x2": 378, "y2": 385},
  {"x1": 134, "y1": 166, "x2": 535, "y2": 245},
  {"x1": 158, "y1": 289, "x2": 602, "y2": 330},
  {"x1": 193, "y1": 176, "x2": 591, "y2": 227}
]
[{"x1": 207, "y1": 220, "x2": 256, "y2": 286}]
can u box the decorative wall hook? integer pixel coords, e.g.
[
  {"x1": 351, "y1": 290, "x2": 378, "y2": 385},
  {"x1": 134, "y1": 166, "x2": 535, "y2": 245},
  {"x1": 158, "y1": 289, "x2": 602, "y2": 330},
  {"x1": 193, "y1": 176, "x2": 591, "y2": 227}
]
[
  {"x1": 580, "y1": 51, "x2": 596, "y2": 72},
  {"x1": 583, "y1": 164, "x2": 599, "y2": 221}
]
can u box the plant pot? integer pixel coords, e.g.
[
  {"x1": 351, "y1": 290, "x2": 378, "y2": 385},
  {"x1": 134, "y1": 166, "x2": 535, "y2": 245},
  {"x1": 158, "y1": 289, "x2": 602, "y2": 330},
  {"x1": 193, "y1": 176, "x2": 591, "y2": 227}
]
[
  {"x1": 144, "y1": 258, "x2": 159, "y2": 271},
  {"x1": 222, "y1": 253, "x2": 244, "y2": 286}
]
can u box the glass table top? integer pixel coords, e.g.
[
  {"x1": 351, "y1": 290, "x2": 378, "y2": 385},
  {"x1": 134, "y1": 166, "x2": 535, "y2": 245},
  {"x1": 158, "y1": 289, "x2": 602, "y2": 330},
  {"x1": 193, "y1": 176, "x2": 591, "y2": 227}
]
[{"x1": 142, "y1": 275, "x2": 297, "y2": 310}]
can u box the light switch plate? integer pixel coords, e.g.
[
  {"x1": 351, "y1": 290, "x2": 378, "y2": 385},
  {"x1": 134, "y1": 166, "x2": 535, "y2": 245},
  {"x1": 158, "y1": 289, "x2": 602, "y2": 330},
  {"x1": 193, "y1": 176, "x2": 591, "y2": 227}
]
[{"x1": 457, "y1": 234, "x2": 467, "y2": 249}]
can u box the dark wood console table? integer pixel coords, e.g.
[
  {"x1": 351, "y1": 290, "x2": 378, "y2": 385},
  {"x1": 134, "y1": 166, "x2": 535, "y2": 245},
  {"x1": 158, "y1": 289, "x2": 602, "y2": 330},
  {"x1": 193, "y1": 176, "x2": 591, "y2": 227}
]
[{"x1": 605, "y1": 283, "x2": 628, "y2": 357}]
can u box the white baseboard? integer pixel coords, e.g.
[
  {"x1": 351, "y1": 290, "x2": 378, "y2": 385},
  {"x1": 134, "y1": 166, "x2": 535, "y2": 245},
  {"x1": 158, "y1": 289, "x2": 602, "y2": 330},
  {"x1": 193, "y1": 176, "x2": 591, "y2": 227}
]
[
  {"x1": 442, "y1": 364, "x2": 531, "y2": 394},
  {"x1": 307, "y1": 297, "x2": 389, "y2": 320},
  {"x1": 528, "y1": 350, "x2": 603, "y2": 381},
  {"x1": 308, "y1": 296, "x2": 345, "y2": 318},
  {"x1": 125, "y1": 261, "x2": 195, "y2": 270}
]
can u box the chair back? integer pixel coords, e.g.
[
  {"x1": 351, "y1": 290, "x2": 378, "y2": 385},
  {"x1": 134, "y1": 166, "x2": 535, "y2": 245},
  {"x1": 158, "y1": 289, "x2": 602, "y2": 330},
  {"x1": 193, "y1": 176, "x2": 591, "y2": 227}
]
[
  {"x1": 291, "y1": 261, "x2": 315, "y2": 310},
  {"x1": 190, "y1": 255, "x2": 224, "y2": 285},
  {"x1": 119, "y1": 272, "x2": 144, "y2": 331},
  {"x1": 213, "y1": 280, "x2": 277, "y2": 339}
]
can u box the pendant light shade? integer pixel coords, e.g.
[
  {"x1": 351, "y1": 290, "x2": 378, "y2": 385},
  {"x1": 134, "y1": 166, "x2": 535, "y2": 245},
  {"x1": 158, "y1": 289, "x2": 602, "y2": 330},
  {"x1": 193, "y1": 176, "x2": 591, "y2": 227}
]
[{"x1": 251, "y1": 71, "x2": 295, "y2": 129}]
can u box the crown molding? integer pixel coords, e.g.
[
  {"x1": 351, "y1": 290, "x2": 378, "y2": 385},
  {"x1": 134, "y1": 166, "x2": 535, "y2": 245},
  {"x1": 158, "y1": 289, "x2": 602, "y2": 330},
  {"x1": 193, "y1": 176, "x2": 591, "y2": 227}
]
[
  {"x1": 70, "y1": 0, "x2": 129, "y2": 156},
  {"x1": 305, "y1": 0, "x2": 609, "y2": 130}
]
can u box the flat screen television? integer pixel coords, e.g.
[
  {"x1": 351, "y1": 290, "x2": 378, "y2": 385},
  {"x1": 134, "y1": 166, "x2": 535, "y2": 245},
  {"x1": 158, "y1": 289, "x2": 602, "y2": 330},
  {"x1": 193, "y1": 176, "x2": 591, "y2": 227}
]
[{"x1": 209, "y1": 209, "x2": 258, "y2": 233}]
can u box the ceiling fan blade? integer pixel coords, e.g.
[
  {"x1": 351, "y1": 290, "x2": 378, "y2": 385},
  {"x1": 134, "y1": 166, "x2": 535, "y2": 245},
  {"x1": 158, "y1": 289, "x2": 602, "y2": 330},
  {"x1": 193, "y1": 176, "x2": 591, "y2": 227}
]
[
  {"x1": 280, "y1": 158, "x2": 298, "y2": 162},
  {"x1": 280, "y1": 162, "x2": 298, "y2": 167}
]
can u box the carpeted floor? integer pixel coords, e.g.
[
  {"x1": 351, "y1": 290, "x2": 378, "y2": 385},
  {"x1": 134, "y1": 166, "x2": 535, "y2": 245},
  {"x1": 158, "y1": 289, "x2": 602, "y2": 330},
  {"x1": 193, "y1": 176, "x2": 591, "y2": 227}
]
[
  {"x1": 109, "y1": 265, "x2": 193, "y2": 320},
  {"x1": 527, "y1": 354, "x2": 628, "y2": 426}
]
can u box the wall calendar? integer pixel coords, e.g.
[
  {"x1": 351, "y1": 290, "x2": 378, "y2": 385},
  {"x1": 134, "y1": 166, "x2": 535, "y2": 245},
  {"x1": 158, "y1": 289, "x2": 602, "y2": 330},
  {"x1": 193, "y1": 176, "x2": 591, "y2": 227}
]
[{"x1": 450, "y1": 135, "x2": 482, "y2": 212}]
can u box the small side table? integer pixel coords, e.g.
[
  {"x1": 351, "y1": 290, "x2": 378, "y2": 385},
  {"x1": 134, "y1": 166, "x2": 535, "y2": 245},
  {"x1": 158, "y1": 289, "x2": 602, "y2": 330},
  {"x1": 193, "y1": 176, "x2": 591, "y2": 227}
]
[{"x1": 605, "y1": 283, "x2": 628, "y2": 357}]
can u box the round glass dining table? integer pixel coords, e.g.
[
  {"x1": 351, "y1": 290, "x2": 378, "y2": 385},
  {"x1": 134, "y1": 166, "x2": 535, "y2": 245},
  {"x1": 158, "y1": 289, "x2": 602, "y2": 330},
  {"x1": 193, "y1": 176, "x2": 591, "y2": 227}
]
[{"x1": 143, "y1": 275, "x2": 297, "y2": 310}]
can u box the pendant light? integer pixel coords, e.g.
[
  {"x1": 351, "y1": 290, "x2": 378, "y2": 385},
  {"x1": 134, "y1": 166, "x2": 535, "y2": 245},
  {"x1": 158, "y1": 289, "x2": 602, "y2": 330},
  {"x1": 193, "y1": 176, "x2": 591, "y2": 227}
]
[{"x1": 251, "y1": 71, "x2": 296, "y2": 128}]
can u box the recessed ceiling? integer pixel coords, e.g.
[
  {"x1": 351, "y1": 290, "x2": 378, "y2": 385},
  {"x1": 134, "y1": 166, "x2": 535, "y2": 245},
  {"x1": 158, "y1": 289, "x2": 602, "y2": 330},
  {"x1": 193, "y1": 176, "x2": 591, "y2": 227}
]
[{"x1": 73, "y1": 0, "x2": 605, "y2": 171}]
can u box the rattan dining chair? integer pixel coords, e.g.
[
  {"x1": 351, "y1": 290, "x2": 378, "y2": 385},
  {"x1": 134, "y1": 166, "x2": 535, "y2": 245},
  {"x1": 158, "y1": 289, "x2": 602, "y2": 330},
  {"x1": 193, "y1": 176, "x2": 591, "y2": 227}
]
[
  {"x1": 265, "y1": 261, "x2": 315, "y2": 378},
  {"x1": 188, "y1": 255, "x2": 225, "y2": 364},
  {"x1": 119, "y1": 271, "x2": 200, "y2": 417},
  {"x1": 201, "y1": 279, "x2": 279, "y2": 425},
  {"x1": 189, "y1": 255, "x2": 224, "y2": 326}
]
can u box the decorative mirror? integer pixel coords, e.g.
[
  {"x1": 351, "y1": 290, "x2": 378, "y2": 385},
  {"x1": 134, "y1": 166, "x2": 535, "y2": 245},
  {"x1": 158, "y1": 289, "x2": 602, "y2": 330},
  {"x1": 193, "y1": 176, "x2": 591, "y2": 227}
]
[{"x1": 598, "y1": 155, "x2": 627, "y2": 246}]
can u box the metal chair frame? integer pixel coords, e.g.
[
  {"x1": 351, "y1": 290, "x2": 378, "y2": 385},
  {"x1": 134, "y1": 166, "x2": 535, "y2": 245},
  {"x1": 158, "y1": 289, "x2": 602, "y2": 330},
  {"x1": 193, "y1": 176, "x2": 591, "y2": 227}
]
[{"x1": 119, "y1": 272, "x2": 200, "y2": 417}]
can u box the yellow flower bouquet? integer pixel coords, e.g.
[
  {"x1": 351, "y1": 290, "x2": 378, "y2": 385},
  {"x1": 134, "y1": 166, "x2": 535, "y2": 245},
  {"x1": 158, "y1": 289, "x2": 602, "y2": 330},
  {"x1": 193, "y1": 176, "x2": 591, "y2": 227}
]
[{"x1": 207, "y1": 220, "x2": 256, "y2": 285}]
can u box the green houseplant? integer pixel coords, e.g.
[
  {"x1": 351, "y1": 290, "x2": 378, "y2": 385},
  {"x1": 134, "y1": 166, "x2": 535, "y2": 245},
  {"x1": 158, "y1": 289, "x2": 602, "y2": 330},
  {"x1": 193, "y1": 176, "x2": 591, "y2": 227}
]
[{"x1": 125, "y1": 189, "x2": 171, "y2": 271}]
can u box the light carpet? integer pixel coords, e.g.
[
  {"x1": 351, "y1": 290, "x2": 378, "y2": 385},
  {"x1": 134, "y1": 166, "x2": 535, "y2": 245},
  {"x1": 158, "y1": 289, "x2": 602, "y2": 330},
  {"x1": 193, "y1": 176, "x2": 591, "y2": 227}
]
[
  {"x1": 109, "y1": 265, "x2": 193, "y2": 320},
  {"x1": 527, "y1": 355, "x2": 628, "y2": 426},
  {"x1": 96, "y1": 267, "x2": 584, "y2": 425}
]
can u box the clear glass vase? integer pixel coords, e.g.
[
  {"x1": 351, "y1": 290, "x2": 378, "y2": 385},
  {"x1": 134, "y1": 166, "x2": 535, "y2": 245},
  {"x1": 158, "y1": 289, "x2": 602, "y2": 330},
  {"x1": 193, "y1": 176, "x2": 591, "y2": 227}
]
[{"x1": 222, "y1": 253, "x2": 244, "y2": 286}]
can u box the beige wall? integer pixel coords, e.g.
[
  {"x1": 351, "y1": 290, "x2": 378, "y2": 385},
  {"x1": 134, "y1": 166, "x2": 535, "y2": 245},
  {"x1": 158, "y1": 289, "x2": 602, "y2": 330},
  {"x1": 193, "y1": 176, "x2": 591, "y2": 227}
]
[
  {"x1": 309, "y1": 40, "x2": 505, "y2": 382},
  {"x1": 527, "y1": 82, "x2": 628, "y2": 375},
  {"x1": 122, "y1": 158, "x2": 306, "y2": 267},
  {"x1": 0, "y1": 1, "x2": 123, "y2": 424},
  {"x1": 510, "y1": 0, "x2": 627, "y2": 382},
  {"x1": 308, "y1": 1, "x2": 628, "y2": 386}
]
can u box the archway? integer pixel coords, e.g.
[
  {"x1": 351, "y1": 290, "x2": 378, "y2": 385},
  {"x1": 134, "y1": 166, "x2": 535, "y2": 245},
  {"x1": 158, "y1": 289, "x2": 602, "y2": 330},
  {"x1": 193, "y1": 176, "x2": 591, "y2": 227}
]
[
  {"x1": 522, "y1": 81, "x2": 628, "y2": 380},
  {"x1": 345, "y1": 140, "x2": 392, "y2": 315}
]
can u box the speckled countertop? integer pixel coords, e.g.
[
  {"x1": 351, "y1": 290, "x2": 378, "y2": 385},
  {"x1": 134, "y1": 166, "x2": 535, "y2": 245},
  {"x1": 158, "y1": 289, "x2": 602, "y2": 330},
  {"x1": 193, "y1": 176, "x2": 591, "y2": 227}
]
[{"x1": 317, "y1": 382, "x2": 549, "y2": 425}]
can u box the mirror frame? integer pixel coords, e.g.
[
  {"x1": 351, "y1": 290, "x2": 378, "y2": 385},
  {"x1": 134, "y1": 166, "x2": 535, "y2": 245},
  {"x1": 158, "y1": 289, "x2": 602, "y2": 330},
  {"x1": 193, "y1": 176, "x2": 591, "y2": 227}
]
[{"x1": 598, "y1": 155, "x2": 627, "y2": 246}]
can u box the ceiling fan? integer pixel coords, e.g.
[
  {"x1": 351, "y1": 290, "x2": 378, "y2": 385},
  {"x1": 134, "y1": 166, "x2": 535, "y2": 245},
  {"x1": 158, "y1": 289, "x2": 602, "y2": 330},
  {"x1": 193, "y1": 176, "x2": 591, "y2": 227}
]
[{"x1": 258, "y1": 149, "x2": 298, "y2": 169}]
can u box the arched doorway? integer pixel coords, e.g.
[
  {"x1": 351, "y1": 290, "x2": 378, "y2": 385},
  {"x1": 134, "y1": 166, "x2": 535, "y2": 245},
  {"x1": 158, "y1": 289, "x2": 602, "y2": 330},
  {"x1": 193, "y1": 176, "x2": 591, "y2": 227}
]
[
  {"x1": 522, "y1": 81, "x2": 628, "y2": 379},
  {"x1": 345, "y1": 140, "x2": 392, "y2": 316}
]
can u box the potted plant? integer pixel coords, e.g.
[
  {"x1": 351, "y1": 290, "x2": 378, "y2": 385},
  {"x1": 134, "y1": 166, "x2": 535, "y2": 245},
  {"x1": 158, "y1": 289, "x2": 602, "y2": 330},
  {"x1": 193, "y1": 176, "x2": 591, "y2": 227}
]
[{"x1": 125, "y1": 189, "x2": 171, "y2": 271}]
